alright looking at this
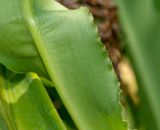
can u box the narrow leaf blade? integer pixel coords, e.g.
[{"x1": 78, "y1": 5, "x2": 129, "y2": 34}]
[{"x1": 0, "y1": 72, "x2": 65, "y2": 130}]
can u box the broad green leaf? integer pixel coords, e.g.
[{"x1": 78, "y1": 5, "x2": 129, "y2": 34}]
[
  {"x1": 0, "y1": 0, "x2": 66, "y2": 77},
  {"x1": 115, "y1": 0, "x2": 160, "y2": 129},
  {"x1": 0, "y1": 71, "x2": 65, "y2": 130},
  {"x1": 0, "y1": 0, "x2": 67, "y2": 77},
  {"x1": 0, "y1": 0, "x2": 126, "y2": 129}
]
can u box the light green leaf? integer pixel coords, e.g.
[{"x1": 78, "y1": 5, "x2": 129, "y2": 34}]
[
  {"x1": 116, "y1": 0, "x2": 160, "y2": 129},
  {"x1": 0, "y1": 71, "x2": 65, "y2": 130},
  {"x1": 0, "y1": 0, "x2": 126, "y2": 129}
]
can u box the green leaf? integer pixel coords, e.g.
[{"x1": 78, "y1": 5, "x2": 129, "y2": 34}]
[
  {"x1": 115, "y1": 0, "x2": 160, "y2": 129},
  {"x1": 0, "y1": 0, "x2": 126, "y2": 129},
  {"x1": 0, "y1": 71, "x2": 65, "y2": 130}
]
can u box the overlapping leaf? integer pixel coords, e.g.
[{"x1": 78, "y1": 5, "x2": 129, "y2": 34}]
[
  {"x1": 0, "y1": 70, "x2": 65, "y2": 130},
  {"x1": 0, "y1": 0, "x2": 126, "y2": 129}
]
